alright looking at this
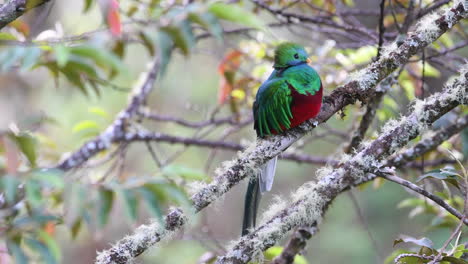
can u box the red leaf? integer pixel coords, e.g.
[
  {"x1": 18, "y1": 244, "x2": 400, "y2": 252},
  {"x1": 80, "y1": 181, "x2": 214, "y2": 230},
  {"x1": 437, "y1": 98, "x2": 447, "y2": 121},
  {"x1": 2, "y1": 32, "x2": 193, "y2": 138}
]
[
  {"x1": 217, "y1": 50, "x2": 243, "y2": 104},
  {"x1": 107, "y1": 0, "x2": 121, "y2": 36}
]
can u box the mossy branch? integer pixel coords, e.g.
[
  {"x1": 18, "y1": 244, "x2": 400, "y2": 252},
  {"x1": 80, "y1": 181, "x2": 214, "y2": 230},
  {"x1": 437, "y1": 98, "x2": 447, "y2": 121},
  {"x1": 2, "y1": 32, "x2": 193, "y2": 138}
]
[
  {"x1": 216, "y1": 66, "x2": 467, "y2": 264},
  {"x1": 272, "y1": 114, "x2": 468, "y2": 264},
  {"x1": 94, "y1": 2, "x2": 467, "y2": 263}
]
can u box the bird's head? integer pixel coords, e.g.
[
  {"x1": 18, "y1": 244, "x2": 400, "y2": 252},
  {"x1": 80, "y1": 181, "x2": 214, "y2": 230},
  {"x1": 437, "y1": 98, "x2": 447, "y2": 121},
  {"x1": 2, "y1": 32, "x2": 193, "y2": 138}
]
[{"x1": 273, "y1": 42, "x2": 311, "y2": 69}]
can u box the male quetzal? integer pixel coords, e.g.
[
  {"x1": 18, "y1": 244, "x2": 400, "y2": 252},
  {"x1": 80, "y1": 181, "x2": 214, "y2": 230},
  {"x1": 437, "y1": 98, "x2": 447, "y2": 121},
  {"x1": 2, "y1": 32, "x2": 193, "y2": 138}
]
[{"x1": 242, "y1": 42, "x2": 323, "y2": 235}]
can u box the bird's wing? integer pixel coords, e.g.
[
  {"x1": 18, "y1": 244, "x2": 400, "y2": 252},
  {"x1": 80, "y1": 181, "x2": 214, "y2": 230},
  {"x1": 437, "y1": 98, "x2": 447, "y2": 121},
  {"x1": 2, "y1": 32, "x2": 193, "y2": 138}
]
[
  {"x1": 283, "y1": 65, "x2": 322, "y2": 96},
  {"x1": 253, "y1": 78, "x2": 293, "y2": 137}
]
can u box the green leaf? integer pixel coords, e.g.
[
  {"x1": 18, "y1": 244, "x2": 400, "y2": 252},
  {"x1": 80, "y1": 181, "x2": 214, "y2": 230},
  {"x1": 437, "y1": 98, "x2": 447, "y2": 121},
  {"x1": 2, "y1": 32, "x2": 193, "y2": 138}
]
[
  {"x1": 347, "y1": 46, "x2": 376, "y2": 65},
  {"x1": 138, "y1": 31, "x2": 156, "y2": 56},
  {"x1": 83, "y1": 0, "x2": 94, "y2": 12},
  {"x1": 398, "y1": 198, "x2": 426, "y2": 209},
  {"x1": 24, "y1": 238, "x2": 57, "y2": 264},
  {"x1": 0, "y1": 175, "x2": 20, "y2": 203},
  {"x1": 160, "y1": 26, "x2": 191, "y2": 56},
  {"x1": 400, "y1": 78, "x2": 416, "y2": 100},
  {"x1": 208, "y1": 2, "x2": 263, "y2": 29},
  {"x1": 424, "y1": 63, "x2": 440, "y2": 78},
  {"x1": 59, "y1": 67, "x2": 88, "y2": 95},
  {"x1": 70, "y1": 218, "x2": 82, "y2": 240},
  {"x1": 188, "y1": 12, "x2": 223, "y2": 40},
  {"x1": 72, "y1": 120, "x2": 100, "y2": 134},
  {"x1": 156, "y1": 31, "x2": 173, "y2": 75},
  {"x1": 54, "y1": 45, "x2": 70, "y2": 67},
  {"x1": 25, "y1": 180, "x2": 43, "y2": 207},
  {"x1": 98, "y1": 188, "x2": 114, "y2": 227},
  {"x1": 69, "y1": 45, "x2": 127, "y2": 77},
  {"x1": 263, "y1": 246, "x2": 308, "y2": 264},
  {"x1": 138, "y1": 187, "x2": 163, "y2": 220},
  {"x1": 121, "y1": 189, "x2": 138, "y2": 221},
  {"x1": 38, "y1": 230, "x2": 61, "y2": 262},
  {"x1": 7, "y1": 240, "x2": 28, "y2": 264},
  {"x1": 63, "y1": 184, "x2": 87, "y2": 228},
  {"x1": 64, "y1": 57, "x2": 99, "y2": 78},
  {"x1": 112, "y1": 40, "x2": 126, "y2": 58},
  {"x1": 441, "y1": 257, "x2": 468, "y2": 264},
  {"x1": 163, "y1": 184, "x2": 190, "y2": 207},
  {"x1": 13, "y1": 214, "x2": 59, "y2": 228},
  {"x1": 31, "y1": 168, "x2": 64, "y2": 189},
  {"x1": 0, "y1": 32, "x2": 17, "y2": 40},
  {"x1": 162, "y1": 164, "x2": 207, "y2": 180},
  {"x1": 453, "y1": 244, "x2": 466, "y2": 258},
  {"x1": 8, "y1": 131, "x2": 37, "y2": 167},
  {"x1": 88, "y1": 106, "x2": 109, "y2": 119},
  {"x1": 393, "y1": 236, "x2": 434, "y2": 249},
  {"x1": 417, "y1": 167, "x2": 461, "y2": 189}
]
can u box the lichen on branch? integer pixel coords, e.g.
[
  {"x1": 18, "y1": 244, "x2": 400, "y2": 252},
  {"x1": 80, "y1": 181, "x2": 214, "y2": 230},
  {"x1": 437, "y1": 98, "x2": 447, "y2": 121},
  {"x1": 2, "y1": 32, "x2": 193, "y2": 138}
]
[
  {"x1": 95, "y1": 1, "x2": 467, "y2": 263},
  {"x1": 215, "y1": 67, "x2": 467, "y2": 264},
  {"x1": 0, "y1": 0, "x2": 51, "y2": 29}
]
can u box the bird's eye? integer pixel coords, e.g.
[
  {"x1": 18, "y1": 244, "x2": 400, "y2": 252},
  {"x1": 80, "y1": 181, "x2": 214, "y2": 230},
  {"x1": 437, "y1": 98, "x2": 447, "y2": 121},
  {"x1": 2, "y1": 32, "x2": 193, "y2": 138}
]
[{"x1": 294, "y1": 53, "x2": 299, "y2": 59}]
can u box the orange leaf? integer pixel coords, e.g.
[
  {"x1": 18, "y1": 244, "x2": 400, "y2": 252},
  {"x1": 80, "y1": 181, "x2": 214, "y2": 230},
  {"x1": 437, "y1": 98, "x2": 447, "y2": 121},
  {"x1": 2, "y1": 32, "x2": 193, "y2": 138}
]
[
  {"x1": 217, "y1": 50, "x2": 243, "y2": 104},
  {"x1": 44, "y1": 221, "x2": 56, "y2": 235},
  {"x1": 9, "y1": 20, "x2": 30, "y2": 36}
]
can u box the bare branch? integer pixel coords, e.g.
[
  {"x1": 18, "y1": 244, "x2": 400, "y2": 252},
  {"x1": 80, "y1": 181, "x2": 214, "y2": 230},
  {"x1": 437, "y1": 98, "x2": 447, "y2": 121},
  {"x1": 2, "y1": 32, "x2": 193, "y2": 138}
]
[
  {"x1": 109, "y1": 130, "x2": 330, "y2": 165},
  {"x1": 251, "y1": 0, "x2": 378, "y2": 41},
  {"x1": 376, "y1": 0, "x2": 387, "y2": 59}
]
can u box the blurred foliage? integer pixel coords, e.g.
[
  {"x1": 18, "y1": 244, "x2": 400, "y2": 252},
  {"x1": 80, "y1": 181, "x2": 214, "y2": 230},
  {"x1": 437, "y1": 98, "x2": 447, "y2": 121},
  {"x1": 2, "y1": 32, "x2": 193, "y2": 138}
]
[{"x1": 0, "y1": 0, "x2": 466, "y2": 263}]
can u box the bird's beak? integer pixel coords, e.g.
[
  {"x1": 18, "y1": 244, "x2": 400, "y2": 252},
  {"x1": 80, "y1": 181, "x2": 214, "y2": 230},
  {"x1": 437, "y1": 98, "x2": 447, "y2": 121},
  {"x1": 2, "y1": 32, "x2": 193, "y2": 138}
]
[{"x1": 306, "y1": 58, "x2": 312, "y2": 64}]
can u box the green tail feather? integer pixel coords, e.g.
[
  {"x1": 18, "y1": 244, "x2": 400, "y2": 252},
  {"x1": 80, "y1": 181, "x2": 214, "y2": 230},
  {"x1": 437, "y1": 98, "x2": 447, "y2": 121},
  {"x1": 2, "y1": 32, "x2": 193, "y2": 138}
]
[{"x1": 241, "y1": 176, "x2": 261, "y2": 236}]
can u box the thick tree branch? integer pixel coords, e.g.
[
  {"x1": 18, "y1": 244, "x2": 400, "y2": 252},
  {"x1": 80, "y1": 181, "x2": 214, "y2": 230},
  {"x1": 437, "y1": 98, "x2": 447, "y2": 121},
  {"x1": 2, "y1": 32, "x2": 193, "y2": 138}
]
[
  {"x1": 0, "y1": 0, "x2": 50, "y2": 29},
  {"x1": 344, "y1": 75, "x2": 394, "y2": 153},
  {"x1": 270, "y1": 226, "x2": 317, "y2": 264},
  {"x1": 387, "y1": 115, "x2": 468, "y2": 168},
  {"x1": 216, "y1": 67, "x2": 467, "y2": 264},
  {"x1": 95, "y1": 2, "x2": 467, "y2": 263},
  {"x1": 272, "y1": 114, "x2": 467, "y2": 264}
]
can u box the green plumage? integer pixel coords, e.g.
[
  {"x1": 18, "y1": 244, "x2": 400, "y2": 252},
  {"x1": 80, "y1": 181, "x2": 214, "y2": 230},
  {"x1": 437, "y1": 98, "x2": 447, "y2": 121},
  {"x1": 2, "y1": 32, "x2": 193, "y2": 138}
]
[
  {"x1": 242, "y1": 42, "x2": 323, "y2": 236},
  {"x1": 253, "y1": 43, "x2": 321, "y2": 137}
]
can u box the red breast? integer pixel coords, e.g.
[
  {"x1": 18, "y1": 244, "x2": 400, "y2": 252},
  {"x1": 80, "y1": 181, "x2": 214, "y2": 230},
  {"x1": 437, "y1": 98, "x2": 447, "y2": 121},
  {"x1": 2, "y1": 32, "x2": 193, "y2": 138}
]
[{"x1": 288, "y1": 83, "x2": 323, "y2": 128}]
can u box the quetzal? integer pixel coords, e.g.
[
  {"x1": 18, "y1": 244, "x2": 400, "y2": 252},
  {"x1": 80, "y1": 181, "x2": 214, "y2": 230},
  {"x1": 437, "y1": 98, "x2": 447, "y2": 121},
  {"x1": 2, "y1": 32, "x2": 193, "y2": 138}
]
[{"x1": 242, "y1": 42, "x2": 323, "y2": 235}]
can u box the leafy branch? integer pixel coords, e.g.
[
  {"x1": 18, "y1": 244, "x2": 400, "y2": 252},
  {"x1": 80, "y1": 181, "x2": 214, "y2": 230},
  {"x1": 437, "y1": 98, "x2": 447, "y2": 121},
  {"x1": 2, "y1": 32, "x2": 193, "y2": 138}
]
[{"x1": 94, "y1": 2, "x2": 467, "y2": 263}]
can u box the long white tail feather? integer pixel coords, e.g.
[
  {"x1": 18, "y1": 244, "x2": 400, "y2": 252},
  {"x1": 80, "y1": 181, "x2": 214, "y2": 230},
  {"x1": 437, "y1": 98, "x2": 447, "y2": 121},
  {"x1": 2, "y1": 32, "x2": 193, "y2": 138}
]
[{"x1": 259, "y1": 156, "x2": 278, "y2": 193}]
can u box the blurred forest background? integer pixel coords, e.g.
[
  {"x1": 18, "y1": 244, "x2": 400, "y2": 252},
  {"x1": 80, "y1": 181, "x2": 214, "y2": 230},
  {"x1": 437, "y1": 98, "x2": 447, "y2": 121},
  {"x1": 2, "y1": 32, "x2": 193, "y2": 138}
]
[{"x1": 0, "y1": 0, "x2": 467, "y2": 263}]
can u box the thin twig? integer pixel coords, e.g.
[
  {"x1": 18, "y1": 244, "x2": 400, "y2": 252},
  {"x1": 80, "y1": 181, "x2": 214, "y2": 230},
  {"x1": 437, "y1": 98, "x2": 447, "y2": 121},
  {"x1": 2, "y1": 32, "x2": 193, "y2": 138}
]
[{"x1": 378, "y1": 172, "x2": 468, "y2": 226}]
